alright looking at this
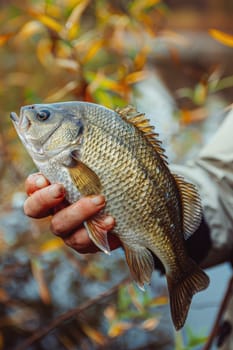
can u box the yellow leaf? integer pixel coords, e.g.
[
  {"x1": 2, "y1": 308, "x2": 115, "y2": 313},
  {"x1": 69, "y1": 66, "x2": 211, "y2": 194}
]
[
  {"x1": 148, "y1": 295, "x2": 168, "y2": 307},
  {"x1": 58, "y1": 335, "x2": 76, "y2": 349},
  {"x1": 31, "y1": 258, "x2": 51, "y2": 304},
  {"x1": 131, "y1": 0, "x2": 160, "y2": 14},
  {"x1": 39, "y1": 15, "x2": 63, "y2": 32},
  {"x1": 54, "y1": 58, "x2": 80, "y2": 71},
  {"x1": 44, "y1": 81, "x2": 79, "y2": 102},
  {"x1": 125, "y1": 71, "x2": 148, "y2": 85},
  {"x1": 7, "y1": 73, "x2": 30, "y2": 86},
  {"x1": 143, "y1": 0, "x2": 161, "y2": 6},
  {"x1": 44, "y1": 3, "x2": 62, "y2": 19},
  {"x1": 134, "y1": 46, "x2": 150, "y2": 70},
  {"x1": 36, "y1": 38, "x2": 53, "y2": 67},
  {"x1": 127, "y1": 285, "x2": 144, "y2": 312},
  {"x1": 65, "y1": 0, "x2": 90, "y2": 36},
  {"x1": 0, "y1": 33, "x2": 14, "y2": 47},
  {"x1": 140, "y1": 317, "x2": 159, "y2": 330},
  {"x1": 29, "y1": 10, "x2": 63, "y2": 33},
  {"x1": 87, "y1": 72, "x2": 121, "y2": 94},
  {"x1": 108, "y1": 321, "x2": 132, "y2": 337},
  {"x1": 81, "y1": 324, "x2": 107, "y2": 345},
  {"x1": 193, "y1": 82, "x2": 208, "y2": 105},
  {"x1": 67, "y1": 23, "x2": 79, "y2": 40},
  {"x1": 17, "y1": 21, "x2": 44, "y2": 40},
  {"x1": 100, "y1": 79, "x2": 122, "y2": 92},
  {"x1": 67, "y1": 0, "x2": 90, "y2": 27},
  {"x1": 39, "y1": 237, "x2": 64, "y2": 254},
  {"x1": 180, "y1": 108, "x2": 208, "y2": 125},
  {"x1": 209, "y1": 29, "x2": 233, "y2": 47},
  {"x1": 91, "y1": 89, "x2": 116, "y2": 107},
  {"x1": 104, "y1": 305, "x2": 116, "y2": 321},
  {"x1": 82, "y1": 39, "x2": 104, "y2": 63}
]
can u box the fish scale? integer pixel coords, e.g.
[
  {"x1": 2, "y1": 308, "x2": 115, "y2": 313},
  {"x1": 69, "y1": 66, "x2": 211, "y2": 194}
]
[{"x1": 11, "y1": 101, "x2": 209, "y2": 330}]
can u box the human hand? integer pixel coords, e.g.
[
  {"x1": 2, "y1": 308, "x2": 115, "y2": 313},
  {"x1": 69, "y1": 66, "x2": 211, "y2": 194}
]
[{"x1": 24, "y1": 173, "x2": 120, "y2": 253}]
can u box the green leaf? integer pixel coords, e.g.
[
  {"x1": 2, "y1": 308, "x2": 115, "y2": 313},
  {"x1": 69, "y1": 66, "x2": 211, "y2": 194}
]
[
  {"x1": 118, "y1": 286, "x2": 131, "y2": 312},
  {"x1": 175, "y1": 331, "x2": 185, "y2": 350}
]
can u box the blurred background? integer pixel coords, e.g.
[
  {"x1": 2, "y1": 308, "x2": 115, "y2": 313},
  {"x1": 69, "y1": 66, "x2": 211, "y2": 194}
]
[{"x1": 0, "y1": 1, "x2": 233, "y2": 349}]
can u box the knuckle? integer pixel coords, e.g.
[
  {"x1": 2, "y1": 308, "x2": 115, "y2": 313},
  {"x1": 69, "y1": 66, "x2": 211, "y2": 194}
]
[
  {"x1": 36, "y1": 189, "x2": 47, "y2": 206},
  {"x1": 50, "y1": 216, "x2": 63, "y2": 236},
  {"x1": 64, "y1": 231, "x2": 88, "y2": 253},
  {"x1": 23, "y1": 200, "x2": 33, "y2": 217}
]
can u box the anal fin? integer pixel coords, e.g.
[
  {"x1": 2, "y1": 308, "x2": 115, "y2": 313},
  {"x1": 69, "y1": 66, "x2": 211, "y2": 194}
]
[{"x1": 123, "y1": 245, "x2": 154, "y2": 290}]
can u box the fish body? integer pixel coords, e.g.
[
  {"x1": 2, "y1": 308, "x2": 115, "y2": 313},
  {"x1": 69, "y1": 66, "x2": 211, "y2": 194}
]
[{"x1": 11, "y1": 102, "x2": 209, "y2": 330}]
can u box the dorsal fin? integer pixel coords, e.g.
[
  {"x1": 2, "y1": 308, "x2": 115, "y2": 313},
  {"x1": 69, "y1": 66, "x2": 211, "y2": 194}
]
[
  {"x1": 173, "y1": 174, "x2": 202, "y2": 239},
  {"x1": 116, "y1": 105, "x2": 168, "y2": 164}
]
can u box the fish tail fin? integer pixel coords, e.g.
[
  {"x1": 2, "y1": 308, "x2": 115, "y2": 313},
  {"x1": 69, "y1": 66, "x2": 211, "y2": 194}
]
[{"x1": 167, "y1": 261, "x2": 209, "y2": 331}]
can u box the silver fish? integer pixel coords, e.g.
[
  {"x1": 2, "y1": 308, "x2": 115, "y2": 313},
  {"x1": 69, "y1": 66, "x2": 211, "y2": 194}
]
[{"x1": 11, "y1": 102, "x2": 209, "y2": 330}]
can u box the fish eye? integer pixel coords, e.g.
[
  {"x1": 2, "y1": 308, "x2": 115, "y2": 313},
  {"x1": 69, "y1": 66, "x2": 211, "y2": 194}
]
[{"x1": 36, "y1": 109, "x2": 51, "y2": 121}]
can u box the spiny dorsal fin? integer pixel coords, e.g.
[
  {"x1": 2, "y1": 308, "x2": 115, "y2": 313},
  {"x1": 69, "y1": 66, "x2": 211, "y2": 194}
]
[
  {"x1": 173, "y1": 174, "x2": 202, "y2": 239},
  {"x1": 116, "y1": 105, "x2": 168, "y2": 164}
]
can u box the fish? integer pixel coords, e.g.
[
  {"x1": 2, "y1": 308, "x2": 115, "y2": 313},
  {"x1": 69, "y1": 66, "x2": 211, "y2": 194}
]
[{"x1": 10, "y1": 102, "x2": 209, "y2": 330}]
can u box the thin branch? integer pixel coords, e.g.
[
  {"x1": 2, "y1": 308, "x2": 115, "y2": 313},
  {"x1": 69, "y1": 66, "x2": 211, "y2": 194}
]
[
  {"x1": 202, "y1": 275, "x2": 233, "y2": 350},
  {"x1": 14, "y1": 277, "x2": 130, "y2": 350}
]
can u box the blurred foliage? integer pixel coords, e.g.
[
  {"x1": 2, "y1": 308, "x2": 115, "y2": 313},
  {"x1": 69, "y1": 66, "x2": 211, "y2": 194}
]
[
  {"x1": 209, "y1": 29, "x2": 233, "y2": 48},
  {"x1": 175, "y1": 328, "x2": 207, "y2": 350},
  {"x1": 0, "y1": 0, "x2": 233, "y2": 349},
  {"x1": 0, "y1": 0, "x2": 169, "y2": 197},
  {"x1": 105, "y1": 284, "x2": 168, "y2": 338},
  {"x1": 0, "y1": 0, "x2": 166, "y2": 110}
]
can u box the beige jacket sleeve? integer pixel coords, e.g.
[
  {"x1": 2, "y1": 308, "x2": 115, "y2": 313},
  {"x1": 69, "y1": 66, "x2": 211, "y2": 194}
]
[
  {"x1": 172, "y1": 110, "x2": 233, "y2": 350},
  {"x1": 171, "y1": 109, "x2": 233, "y2": 349},
  {"x1": 170, "y1": 108, "x2": 233, "y2": 268}
]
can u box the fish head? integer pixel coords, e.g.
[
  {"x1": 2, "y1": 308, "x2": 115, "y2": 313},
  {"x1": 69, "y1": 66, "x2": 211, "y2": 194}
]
[{"x1": 10, "y1": 103, "x2": 85, "y2": 161}]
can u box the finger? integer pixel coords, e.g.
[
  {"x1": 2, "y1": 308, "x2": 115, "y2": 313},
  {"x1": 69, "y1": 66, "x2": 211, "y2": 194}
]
[
  {"x1": 25, "y1": 173, "x2": 50, "y2": 195},
  {"x1": 63, "y1": 222, "x2": 119, "y2": 254},
  {"x1": 24, "y1": 184, "x2": 66, "y2": 218},
  {"x1": 50, "y1": 195, "x2": 107, "y2": 237},
  {"x1": 64, "y1": 226, "x2": 100, "y2": 253}
]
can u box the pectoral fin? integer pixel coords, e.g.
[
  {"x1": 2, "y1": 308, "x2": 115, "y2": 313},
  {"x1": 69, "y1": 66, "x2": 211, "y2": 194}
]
[
  {"x1": 66, "y1": 152, "x2": 110, "y2": 253},
  {"x1": 84, "y1": 214, "x2": 111, "y2": 254},
  {"x1": 123, "y1": 244, "x2": 154, "y2": 290},
  {"x1": 68, "y1": 151, "x2": 101, "y2": 196}
]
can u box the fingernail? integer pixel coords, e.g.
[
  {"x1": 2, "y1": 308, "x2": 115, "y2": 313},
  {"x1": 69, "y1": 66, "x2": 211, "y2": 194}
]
[
  {"x1": 90, "y1": 195, "x2": 105, "y2": 206},
  {"x1": 35, "y1": 175, "x2": 47, "y2": 188},
  {"x1": 103, "y1": 216, "x2": 115, "y2": 226},
  {"x1": 49, "y1": 184, "x2": 65, "y2": 199}
]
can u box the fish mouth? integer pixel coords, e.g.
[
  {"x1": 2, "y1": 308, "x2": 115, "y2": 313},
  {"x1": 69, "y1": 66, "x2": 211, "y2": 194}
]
[
  {"x1": 10, "y1": 112, "x2": 18, "y2": 123},
  {"x1": 10, "y1": 109, "x2": 56, "y2": 149},
  {"x1": 10, "y1": 111, "x2": 31, "y2": 132},
  {"x1": 10, "y1": 109, "x2": 77, "y2": 160}
]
